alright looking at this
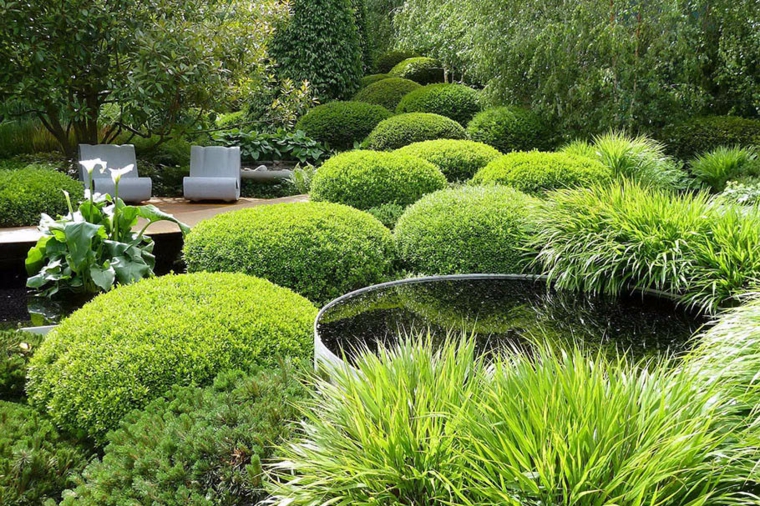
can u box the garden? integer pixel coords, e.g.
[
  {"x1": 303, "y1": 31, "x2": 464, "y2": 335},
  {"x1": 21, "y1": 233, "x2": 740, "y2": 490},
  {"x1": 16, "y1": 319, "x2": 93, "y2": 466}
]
[{"x1": 1, "y1": 0, "x2": 760, "y2": 504}]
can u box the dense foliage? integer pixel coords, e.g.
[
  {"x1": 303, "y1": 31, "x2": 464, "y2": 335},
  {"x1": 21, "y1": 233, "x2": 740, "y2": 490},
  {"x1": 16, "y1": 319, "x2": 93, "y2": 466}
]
[
  {"x1": 690, "y1": 146, "x2": 760, "y2": 192},
  {"x1": 213, "y1": 129, "x2": 329, "y2": 165},
  {"x1": 364, "y1": 113, "x2": 467, "y2": 150},
  {"x1": 661, "y1": 116, "x2": 760, "y2": 160},
  {"x1": 394, "y1": 139, "x2": 501, "y2": 181},
  {"x1": 467, "y1": 107, "x2": 550, "y2": 153},
  {"x1": 395, "y1": 186, "x2": 539, "y2": 274},
  {"x1": 374, "y1": 50, "x2": 418, "y2": 73},
  {"x1": 388, "y1": 57, "x2": 445, "y2": 85},
  {"x1": 27, "y1": 273, "x2": 316, "y2": 441},
  {"x1": 0, "y1": 165, "x2": 83, "y2": 227},
  {"x1": 0, "y1": 330, "x2": 42, "y2": 400},
  {"x1": 366, "y1": 202, "x2": 406, "y2": 229},
  {"x1": 472, "y1": 151, "x2": 612, "y2": 196},
  {"x1": 185, "y1": 202, "x2": 395, "y2": 304},
  {"x1": 294, "y1": 101, "x2": 392, "y2": 150},
  {"x1": 310, "y1": 150, "x2": 447, "y2": 209},
  {"x1": 353, "y1": 77, "x2": 421, "y2": 111},
  {"x1": 360, "y1": 74, "x2": 390, "y2": 88},
  {"x1": 396, "y1": 84, "x2": 481, "y2": 125},
  {"x1": 60, "y1": 366, "x2": 308, "y2": 506}
]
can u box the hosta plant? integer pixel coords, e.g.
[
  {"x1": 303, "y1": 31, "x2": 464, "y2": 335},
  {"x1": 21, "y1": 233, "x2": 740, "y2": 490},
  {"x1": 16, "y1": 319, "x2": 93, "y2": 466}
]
[{"x1": 25, "y1": 159, "x2": 189, "y2": 296}]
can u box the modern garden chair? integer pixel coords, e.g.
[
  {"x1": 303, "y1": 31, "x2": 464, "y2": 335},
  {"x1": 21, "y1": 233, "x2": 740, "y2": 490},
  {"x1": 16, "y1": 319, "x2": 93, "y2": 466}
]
[
  {"x1": 183, "y1": 146, "x2": 241, "y2": 202},
  {"x1": 78, "y1": 144, "x2": 152, "y2": 203}
]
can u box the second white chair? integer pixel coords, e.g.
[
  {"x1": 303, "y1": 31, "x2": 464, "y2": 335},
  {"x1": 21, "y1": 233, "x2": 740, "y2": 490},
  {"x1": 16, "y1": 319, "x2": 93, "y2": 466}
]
[{"x1": 183, "y1": 146, "x2": 241, "y2": 202}]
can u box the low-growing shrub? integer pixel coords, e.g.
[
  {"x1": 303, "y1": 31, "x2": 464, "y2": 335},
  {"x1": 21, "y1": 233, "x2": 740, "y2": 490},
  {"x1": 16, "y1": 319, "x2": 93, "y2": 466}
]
[
  {"x1": 353, "y1": 77, "x2": 422, "y2": 111},
  {"x1": 660, "y1": 116, "x2": 760, "y2": 160},
  {"x1": 366, "y1": 202, "x2": 406, "y2": 229},
  {"x1": 184, "y1": 202, "x2": 396, "y2": 304},
  {"x1": 396, "y1": 84, "x2": 481, "y2": 125},
  {"x1": 310, "y1": 150, "x2": 447, "y2": 210},
  {"x1": 60, "y1": 366, "x2": 308, "y2": 506},
  {"x1": 294, "y1": 101, "x2": 392, "y2": 151},
  {"x1": 364, "y1": 113, "x2": 467, "y2": 151},
  {"x1": 472, "y1": 151, "x2": 612, "y2": 196},
  {"x1": 0, "y1": 165, "x2": 84, "y2": 227},
  {"x1": 27, "y1": 273, "x2": 317, "y2": 441},
  {"x1": 375, "y1": 50, "x2": 419, "y2": 74},
  {"x1": 395, "y1": 186, "x2": 540, "y2": 275},
  {"x1": 213, "y1": 129, "x2": 329, "y2": 165},
  {"x1": 388, "y1": 57, "x2": 445, "y2": 85},
  {"x1": 215, "y1": 110, "x2": 247, "y2": 129},
  {"x1": 360, "y1": 73, "x2": 391, "y2": 88},
  {"x1": 394, "y1": 140, "x2": 502, "y2": 181},
  {"x1": 0, "y1": 401, "x2": 91, "y2": 504},
  {"x1": 717, "y1": 178, "x2": 760, "y2": 206},
  {"x1": 1, "y1": 329, "x2": 43, "y2": 400},
  {"x1": 690, "y1": 146, "x2": 760, "y2": 191},
  {"x1": 467, "y1": 106, "x2": 551, "y2": 153}
]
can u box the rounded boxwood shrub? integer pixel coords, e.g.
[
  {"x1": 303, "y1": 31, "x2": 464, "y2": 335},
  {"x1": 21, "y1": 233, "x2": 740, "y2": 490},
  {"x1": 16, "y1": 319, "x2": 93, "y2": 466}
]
[
  {"x1": 467, "y1": 106, "x2": 551, "y2": 153},
  {"x1": 471, "y1": 151, "x2": 612, "y2": 196},
  {"x1": 394, "y1": 186, "x2": 540, "y2": 275},
  {"x1": 395, "y1": 139, "x2": 502, "y2": 181},
  {"x1": 354, "y1": 77, "x2": 422, "y2": 111},
  {"x1": 364, "y1": 113, "x2": 467, "y2": 151},
  {"x1": 310, "y1": 150, "x2": 447, "y2": 210},
  {"x1": 0, "y1": 165, "x2": 84, "y2": 227},
  {"x1": 294, "y1": 101, "x2": 393, "y2": 151},
  {"x1": 27, "y1": 272, "x2": 317, "y2": 441},
  {"x1": 1, "y1": 329, "x2": 43, "y2": 400},
  {"x1": 396, "y1": 84, "x2": 481, "y2": 125},
  {"x1": 360, "y1": 73, "x2": 391, "y2": 88},
  {"x1": 375, "y1": 50, "x2": 419, "y2": 74},
  {"x1": 388, "y1": 57, "x2": 445, "y2": 85},
  {"x1": 660, "y1": 116, "x2": 760, "y2": 160},
  {"x1": 184, "y1": 202, "x2": 396, "y2": 304},
  {"x1": 60, "y1": 366, "x2": 308, "y2": 506}
]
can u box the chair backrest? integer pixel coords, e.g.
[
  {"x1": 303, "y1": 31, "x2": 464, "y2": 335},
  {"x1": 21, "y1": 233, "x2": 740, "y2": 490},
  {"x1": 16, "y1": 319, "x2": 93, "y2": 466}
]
[
  {"x1": 78, "y1": 144, "x2": 138, "y2": 181},
  {"x1": 190, "y1": 146, "x2": 240, "y2": 179}
]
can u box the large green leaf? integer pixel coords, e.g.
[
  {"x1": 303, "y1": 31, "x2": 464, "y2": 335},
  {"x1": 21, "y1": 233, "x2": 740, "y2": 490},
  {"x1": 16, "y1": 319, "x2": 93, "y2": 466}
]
[
  {"x1": 63, "y1": 221, "x2": 106, "y2": 271},
  {"x1": 137, "y1": 205, "x2": 191, "y2": 235},
  {"x1": 90, "y1": 263, "x2": 116, "y2": 291},
  {"x1": 25, "y1": 236, "x2": 51, "y2": 275}
]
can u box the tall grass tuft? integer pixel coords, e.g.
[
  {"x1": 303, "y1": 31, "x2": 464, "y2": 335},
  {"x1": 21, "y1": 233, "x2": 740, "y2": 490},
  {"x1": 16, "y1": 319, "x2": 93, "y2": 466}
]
[
  {"x1": 690, "y1": 146, "x2": 760, "y2": 192},
  {"x1": 0, "y1": 120, "x2": 67, "y2": 158}
]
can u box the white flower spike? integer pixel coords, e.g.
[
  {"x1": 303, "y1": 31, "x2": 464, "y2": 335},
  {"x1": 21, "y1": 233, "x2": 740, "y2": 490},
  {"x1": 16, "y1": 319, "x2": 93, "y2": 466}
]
[{"x1": 109, "y1": 164, "x2": 134, "y2": 185}]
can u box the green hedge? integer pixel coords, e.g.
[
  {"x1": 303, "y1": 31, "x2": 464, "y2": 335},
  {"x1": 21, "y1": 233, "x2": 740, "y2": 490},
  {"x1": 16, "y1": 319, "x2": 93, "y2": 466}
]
[
  {"x1": 467, "y1": 106, "x2": 551, "y2": 153},
  {"x1": 60, "y1": 366, "x2": 308, "y2": 506},
  {"x1": 310, "y1": 150, "x2": 447, "y2": 210},
  {"x1": 27, "y1": 273, "x2": 317, "y2": 441},
  {"x1": 0, "y1": 165, "x2": 84, "y2": 227},
  {"x1": 388, "y1": 57, "x2": 445, "y2": 85},
  {"x1": 354, "y1": 77, "x2": 422, "y2": 111},
  {"x1": 364, "y1": 113, "x2": 467, "y2": 151},
  {"x1": 660, "y1": 116, "x2": 760, "y2": 160},
  {"x1": 394, "y1": 186, "x2": 540, "y2": 275},
  {"x1": 375, "y1": 50, "x2": 419, "y2": 74},
  {"x1": 396, "y1": 84, "x2": 481, "y2": 125},
  {"x1": 1, "y1": 329, "x2": 43, "y2": 400},
  {"x1": 295, "y1": 101, "x2": 393, "y2": 151},
  {"x1": 184, "y1": 202, "x2": 395, "y2": 304},
  {"x1": 394, "y1": 139, "x2": 502, "y2": 181},
  {"x1": 360, "y1": 73, "x2": 391, "y2": 88}
]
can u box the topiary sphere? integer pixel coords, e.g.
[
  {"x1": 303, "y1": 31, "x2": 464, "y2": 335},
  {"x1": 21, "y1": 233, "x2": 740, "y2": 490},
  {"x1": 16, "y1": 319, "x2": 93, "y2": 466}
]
[
  {"x1": 310, "y1": 150, "x2": 447, "y2": 211},
  {"x1": 394, "y1": 139, "x2": 502, "y2": 181},
  {"x1": 26, "y1": 272, "x2": 317, "y2": 441},
  {"x1": 295, "y1": 101, "x2": 393, "y2": 151},
  {"x1": 184, "y1": 201, "x2": 396, "y2": 304},
  {"x1": 467, "y1": 106, "x2": 551, "y2": 153},
  {"x1": 364, "y1": 113, "x2": 467, "y2": 151},
  {"x1": 388, "y1": 57, "x2": 445, "y2": 85},
  {"x1": 394, "y1": 186, "x2": 540, "y2": 275},
  {"x1": 354, "y1": 77, "x2": 422, "y2": 111},
  {"x1": 375, "y1": 50, "x2": 419, "y2": 74},
  {"x1": 396, "y1": 84, "x2": 481, "y2": 125},
  {"x1": 471, "y1": 151, "x2": 612, "y2": 197},
  {"x1": 0, "y1": 165, "x2": 84, "y2": 227},
  {"x1": 360, "y1": 73, "x2": 391, "y2": 88}
]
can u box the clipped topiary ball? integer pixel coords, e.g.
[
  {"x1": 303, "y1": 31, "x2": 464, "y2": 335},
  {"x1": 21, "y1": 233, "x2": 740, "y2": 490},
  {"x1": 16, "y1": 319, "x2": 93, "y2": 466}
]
[
  {"x1": 364, "y1": 113, "x2": 467, "y2": 151},
  {"x1": 354, "y1": 77, "x2": 422, "y2": 111},
  {"x1": 295, "y1": 101, "x2": 393, "y2": 151},
  {"x1": 395, "y1": 139, "x2": 502, "y2": 181},
  {"x1": 185, "y1": 201, "x2": 396, "y2": 304},
  {"x1": 375, "y1": 50, "x2": 419, "y2": 74},
  {"x1": 467, "y1": 106, "x2": 551, "y2": 153},
  {"x1": 394, "y1": 186, "x2": 540, "y2": 275},
  {"x1": 0, "y1": 165, "x2": 84, "y2": 227},
  {"x1": 389, "y1": 57, "x2": 445, "y2": 85},
  {"x1": 310, "y1": 150, "x2": 447, "y2": 210},
  {"x1": 660, "y1": 116, "x2": 760, "y2": 160},
  {"x1": 472, "y1": 151, "x2": 612, "y2": 196},
  {"x1": 360, "y1": 73, "x2": 391, "y2": 88},
  {"x1": 27, "y1": 272, "x2": 317, "y2": 441},
  {"x1": 396, "y1": 84, "x2": 481, "y2": 125}
]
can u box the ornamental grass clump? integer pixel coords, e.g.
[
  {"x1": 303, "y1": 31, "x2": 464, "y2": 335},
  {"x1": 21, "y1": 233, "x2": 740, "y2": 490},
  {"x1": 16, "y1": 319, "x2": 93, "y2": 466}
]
[
  {"x1": 690, "y1": 146, "x2": 760, "y2": 192},
  {"x1": 394, "y1": 139, "x2": 502, "y2": 181}
]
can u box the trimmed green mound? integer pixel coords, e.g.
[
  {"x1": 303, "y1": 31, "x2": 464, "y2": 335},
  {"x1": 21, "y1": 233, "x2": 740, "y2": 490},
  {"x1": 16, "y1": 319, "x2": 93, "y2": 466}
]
[
  {"x1": 0, "y1": 164, "x2": 84, "y2": 227},
  {"x1": 467, "y1": 106, "x2": 551, "y2": 153},
  {"x1": 472, "y1": 151, "x2": 612, "y2": 196},
  {"x1": 185, "y1": 202, "x2": 395, "y2": 304},
  {"x1": 295, "y1": 101, "x2": 393, "y2": 151},
  {"x1": 360, "y1": 73, "x2": 391, "y2": 88},
  {"x1": 27, "y1": 272, "x2": 317, "y2": 441},
  {"x1": 661, "y1": 116, "x2": 760, "y2": 160},
  {"x1": 364, "y1": 113, "x2": 467, "y2": 151},
  {"x1": 395, "y1": 139, "x2": 502, "y2": 181},
  {"x1": 375, "y1": 50, "x2": 419, "y2": 73},
  {"x1": 395, "y1": 186, "x2": 540, "y2": 275},
  {"x1": 396, "y1": 84, "x2": 481, "y2": 125},
  {"x1": 354, "y1": 77, "x2": 422, "y2": 111},
  {"x1": 388, "y1": 57, "x2": 445, "y2": 85},
  {"x1": 310, "y1": 150, "x2": 447, "y2": 210}
]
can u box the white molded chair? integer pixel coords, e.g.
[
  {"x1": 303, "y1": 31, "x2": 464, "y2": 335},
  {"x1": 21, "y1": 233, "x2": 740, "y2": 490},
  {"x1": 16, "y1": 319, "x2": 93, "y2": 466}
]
[
  {"x1": 183, "y1": 146, "x2": 241, "y2": 202},
  {"x1": 78, "y1": 144, "x2": 152, "y2": 203}
]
